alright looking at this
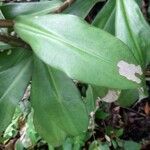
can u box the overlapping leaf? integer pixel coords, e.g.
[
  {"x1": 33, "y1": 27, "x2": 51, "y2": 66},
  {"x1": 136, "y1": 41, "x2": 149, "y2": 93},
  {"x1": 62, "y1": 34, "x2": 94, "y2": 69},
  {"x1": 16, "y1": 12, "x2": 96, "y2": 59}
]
[
  {"x1": 64, "y1": 0, "x2": 101, "y2": 18},
  {"x1": 116, "y1": 0, "x2": 150, "y2": 67},
  {"x1": 0, "y1": 0, "x2": 63, "y2": 19},
  {"x1": 31, "y1": 57, "x2": 88, "y2": 146},
  {"x1": 15, "y1": 14, "x2": 143, "y2": 89},
  {"x1": 92, "y1": 0, "x2": 150, "y2": 106},
  {"x1": 34, "y1": 115, "x2": 67, "y2": 147},
  {"x1": 0, "y1": 48, "x2": 32, "y2": 132},
  {"x1": 85, "y1": 85, "x2": 108, "y2": 113},
  {"x1": 94, "y1": 0, "x2": 150, "y2": 66},
  {"x1": 117, "y1": 89, "x2": 139, "y2": 107},
  {"x1": 0, "y1": 0, "x2": 103, "y2": 20},
  {"x1": 93, "y1": 0, "x2": 116, "y2": 34}
]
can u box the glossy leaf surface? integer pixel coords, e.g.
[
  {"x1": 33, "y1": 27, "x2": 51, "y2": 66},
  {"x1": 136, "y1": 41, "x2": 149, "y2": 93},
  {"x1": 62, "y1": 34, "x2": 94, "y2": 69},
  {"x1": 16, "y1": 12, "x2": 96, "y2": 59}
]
[
  {"x1": 93, "y1": 0, "x2": 149, "y2": 106},
  {"x1": 116, "y1": 0, "x2": 150, "y2": 66},
  {"x1": 15, "y1": 14, "x2": 143, "y2": 89},
  {"x1": 93, "y1": 1, "x2": 138, "y2": 106},
  {"x1": 31, "y1": 57, "x2": 88, "y2": 145},
  {"x1": 94, "y1": 0, "x2": 150, "y2": 66},
  {"x1": 0, "y1": 48, "x2": 32, "y2": 132}
]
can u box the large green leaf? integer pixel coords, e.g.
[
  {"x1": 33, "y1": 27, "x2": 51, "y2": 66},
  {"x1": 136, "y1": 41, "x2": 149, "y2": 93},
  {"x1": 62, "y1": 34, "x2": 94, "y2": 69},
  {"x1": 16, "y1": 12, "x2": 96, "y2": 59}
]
[
  {"x1": 94, "y1": 0, "x2": 150, "y2": 66},
  {"x1": 115, "y1": 0, "x2": 150, "y2": 103},
  {"x1": 15, "y1": 14, "x2": 144, "y2": 89},
  {"x1": 0, "y1": 0, "x2": 63, "y2": 19},
  {"x1": 92, "y1": 0, "x2": 149, "y2": 106},
  {"x1": 0, "y1": 48, "x2": 32, "y2": 132},
  {"x1": 34, "y1": 116, "x2": 67, "y2": 147},
  {"x1": 93, "y1": 1, "x2": 137, "y2": 106},
  {"x1": 116, "y1": 0, "x2": 150, "y2": 66},
  {"x1": 31, "y1": 57, "x2": 88, "y2": 145}
]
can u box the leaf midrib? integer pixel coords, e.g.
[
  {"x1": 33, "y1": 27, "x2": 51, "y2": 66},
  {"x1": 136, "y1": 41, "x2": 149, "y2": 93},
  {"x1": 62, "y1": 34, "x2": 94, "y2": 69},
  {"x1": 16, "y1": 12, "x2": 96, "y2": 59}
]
[
  {"x1": 118, "y1": 0, "x2": 143, "y2": 65},
  {"x1": 46, "y1": 66, "x2": 82, "y2": 133},
  {"x1": 16, "y1": 23, "x2": 116, "y2": 65},
  {"x1": 104, "y1": 6, "x2": 116, "y2": 30}
]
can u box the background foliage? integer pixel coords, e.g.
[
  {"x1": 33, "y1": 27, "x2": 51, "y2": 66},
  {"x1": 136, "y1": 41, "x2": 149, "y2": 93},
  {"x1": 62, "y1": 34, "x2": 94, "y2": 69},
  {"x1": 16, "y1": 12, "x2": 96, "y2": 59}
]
[{"x1": 0, "y1": 0, "x2": 150, "y2": 149}]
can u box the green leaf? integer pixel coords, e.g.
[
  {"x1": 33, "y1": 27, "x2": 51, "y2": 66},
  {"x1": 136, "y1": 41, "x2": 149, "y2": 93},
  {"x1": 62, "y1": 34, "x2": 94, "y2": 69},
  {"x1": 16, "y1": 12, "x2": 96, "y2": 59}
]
[
  {"x1": 94, "y1": 0, "x2": 150, "y2": 66},
  {"x1": 48, "y1": 144, "x2": 55, "y2": 150},
  {"x1": 0, "y1": 48, "x2": 32, "y2": 132},
  {"x1": 112, "y1": 140, "x2": 117, "y2": 149},
  {"x1": 92, "y1": 86, "x2": 108, "y2": 99},
  {"x1": 99, "y1": 143, "x2": 110, "y2": 150},
  {"x1": 64, "y1": 0, "x2": 100, "y2": 18},
  {"x1": 135, "y1": 0, "x2": 142, "y2": 6},
  {"x1": 62, "y1": 138, "x2": 73, "y2": 150},
  {"x1": 85, "y1": 86, "x2": 95, "y2": 114},
  {"x1": 31, "y1": 57, "x2": 88, "y2": 146},
  {"x1": 24, "y1": 112, "x2": 39, "y2": 148},
  {"x1": 117, "y1": 89, "x2": 139, "y2": 107},
  {"x1": 73, "y1": 134, "x2": 86, "y2": 150},
  {"x1": 3, "y1": 107, "x2": 22, "y2": 140},
  {"x1": 0, "y1": 0, "x2": 63, "y2": 19},
  {"x1": 93, "y1": 0, "x2": 116, "y2": 34},
  {"x1": 115, "y1": 128, "x2": 124, "y2": 138},
  {"x1": 15, "y1": 14, "x2": 143, "y2": 89},
  {"x1": 105, "y1": 126, "x2": 124, "y2": 138},
  {"x1": 89, "y1": 141, "x2": 110, "y2": 150},
  {"x1": 95, "y1": 110, "x2": 109, "y2": 120},
  {"x1": 34, "y1": 116, "x2": 67, "y2": 147},
  {"x1": 85, "y1": 85, "x2": 108, "y2": 114},
  {"x1": 116, "y1": 0, "x2": 150, "y2": 66},
  {"x1": 93, "y1": 0, "x2": 149, "y2": 106},
  {"x1": 123, "y1": 141, "x2": 141, "y2": 150},
  {"x1": 87, "y1": 85, "x2": 139, "y2": 106},
  {"x1": 0, "y1": 42, "x2": 12, "y2": 51},
  {"x1": 89, "y1": 141, "x2": 99, "y2": 150}
]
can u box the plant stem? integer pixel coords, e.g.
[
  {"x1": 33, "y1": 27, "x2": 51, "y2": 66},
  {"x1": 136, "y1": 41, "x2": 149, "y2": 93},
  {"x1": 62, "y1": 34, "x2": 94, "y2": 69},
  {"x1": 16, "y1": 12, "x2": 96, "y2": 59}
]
[
  {"x1": 0, "y1": 19, "x2": 14, "y2": 28},
  {"x1": 0, "y1": 35, "x2": 30, "y2": 49},
  {"x1": 52, "y1": 0, "x2": 75, "y2": 13}
]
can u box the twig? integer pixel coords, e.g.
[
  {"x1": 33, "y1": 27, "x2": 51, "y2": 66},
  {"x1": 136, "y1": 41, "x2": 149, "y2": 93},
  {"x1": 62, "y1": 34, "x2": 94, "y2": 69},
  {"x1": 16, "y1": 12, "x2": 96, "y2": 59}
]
[
  {"x1": 52, "y1": 0, "x2": 75, "y2": 13},
  {"x1": 0, "y1": 35, "x2": 30, "y2": 49},
  {"x1": 0, "y1": 19, "x2": 14, "y2": 28}
]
